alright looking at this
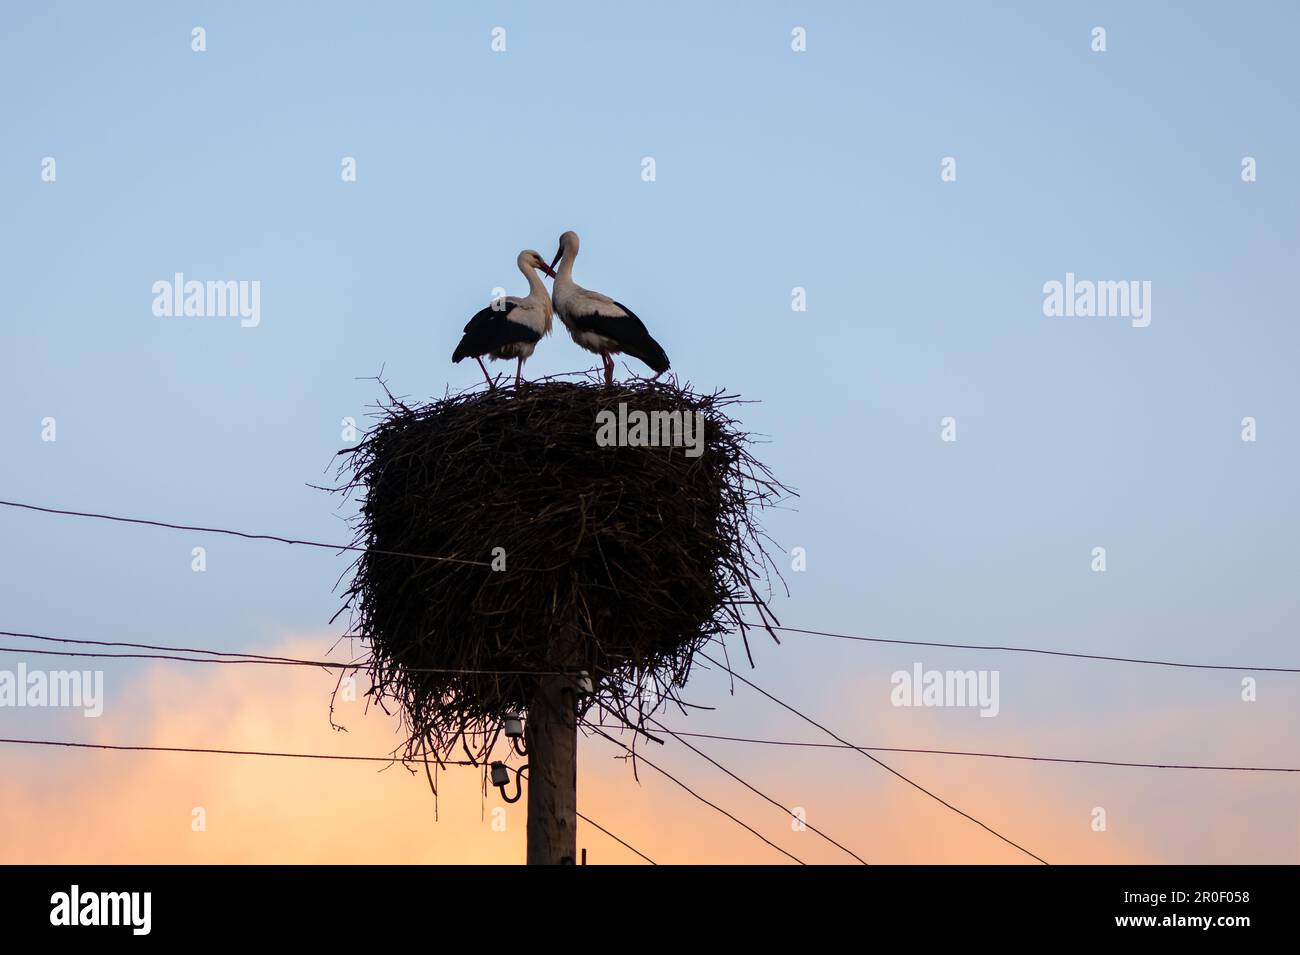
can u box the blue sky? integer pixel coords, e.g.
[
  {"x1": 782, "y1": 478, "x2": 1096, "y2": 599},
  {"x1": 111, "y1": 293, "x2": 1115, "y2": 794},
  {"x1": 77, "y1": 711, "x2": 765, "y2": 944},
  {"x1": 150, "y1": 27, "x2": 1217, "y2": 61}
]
[{"x1": 2, "y1": 2, "x2": 1297, "y2": 862}]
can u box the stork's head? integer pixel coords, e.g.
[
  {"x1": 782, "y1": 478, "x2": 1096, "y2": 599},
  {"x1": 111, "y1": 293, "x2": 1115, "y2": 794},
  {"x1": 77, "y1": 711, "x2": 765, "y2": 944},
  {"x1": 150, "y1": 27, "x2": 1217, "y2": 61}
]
[
  {"x1": 549, "y1": 230, "x2": 579, "y2": 272},
  {"x1": 519, "y1": 249, "x2": 557, "y2": 278}
]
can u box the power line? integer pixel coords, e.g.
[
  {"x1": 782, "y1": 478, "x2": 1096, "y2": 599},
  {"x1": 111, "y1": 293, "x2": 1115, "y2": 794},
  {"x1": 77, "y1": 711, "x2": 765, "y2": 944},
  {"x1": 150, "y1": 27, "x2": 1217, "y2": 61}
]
[
  {"x1": 767, "y1": 625, "x2": 1300, "y2": 674},
  {"x1": 7, "y1": 500, "x2": 1297, "y2": 675},
  {"x1": 0, "y1": 631, "x2": 572, "y2": 677},
  {"x1": 584, "y1": 722, "x2": 807, "y2": 865},
  {"x1": 576, "y1": 811, "x2": 656, "y2": 865},
  {"x1": 0, "y1": 642, "x2": 568, "y2": 677},
  {"x1": 0, "y1": 735, "x2": 477, "y2": 765},
  {"x1": 17, "y1": 629, "x2": 1291, "y2": 774},
  {"x1": 4, "y1": 491, "x2": 1294, "y2": 675},
  {"x1": 0, "y1": 499, "x2": 492, "y2": 568},
  {"x1": 590, "y1": 725, "x2": 1300, "y2": 774},
  {"x1": 697, "y1": 650, "x2": 1049, "y2": 865},
  {"x1": 15, "y1": 619, "x2": 1295, "y2": 684},
  {"x1": 12, "y1": 630, "x2": 1294, "y2": 771},
  {"x1": 0, "y1": 630, "x2": 312, "y2": 663},
  {"x1": 11, "y1": 630, "x2": 1294, "y2": 773},
  {"x1": 0, "y1": 644, "x2": 335, "y2": 669},
  {"x1": 643, "y1": 715, "x2": 869, "y2": 864}
]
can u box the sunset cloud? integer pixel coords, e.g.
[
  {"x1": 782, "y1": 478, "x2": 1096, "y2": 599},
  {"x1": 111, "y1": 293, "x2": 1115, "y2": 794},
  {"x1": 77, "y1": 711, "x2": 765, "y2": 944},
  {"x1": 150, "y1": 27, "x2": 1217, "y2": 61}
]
[{"x1": 0, "y1": 636, "x2": 1291, "y2": 864}]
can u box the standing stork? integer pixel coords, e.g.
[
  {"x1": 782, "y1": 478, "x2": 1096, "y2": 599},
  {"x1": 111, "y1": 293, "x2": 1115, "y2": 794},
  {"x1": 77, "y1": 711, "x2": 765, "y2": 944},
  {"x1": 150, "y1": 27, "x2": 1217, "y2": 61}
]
[
  {"x1": 548, "y1": 231, "x2": 670, "y2": 384},
  {"x1": 452, "y1": 250, "x2": 556, "y2": 388}
]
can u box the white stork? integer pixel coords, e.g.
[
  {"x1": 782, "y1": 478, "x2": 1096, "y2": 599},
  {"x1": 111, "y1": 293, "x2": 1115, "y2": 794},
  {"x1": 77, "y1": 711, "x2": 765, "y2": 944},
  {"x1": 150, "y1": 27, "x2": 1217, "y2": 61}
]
[
  {"x1": 452, "y1": 250, "x2": 556, "y2": 388},
  {"x1": 548, "y1": 231, "x2": 670, "y2": 385}
]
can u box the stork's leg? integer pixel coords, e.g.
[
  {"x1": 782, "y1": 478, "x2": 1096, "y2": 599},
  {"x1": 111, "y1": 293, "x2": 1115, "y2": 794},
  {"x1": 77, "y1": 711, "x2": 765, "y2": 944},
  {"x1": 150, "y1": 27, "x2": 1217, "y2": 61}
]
[
  {"x1": 516, "y1": 356, "x2": 524, "y2": 388},
  {"x1": 602, "y1": 352, "x2": 614, "y2": 385},
  {"x1": 475, "y1": 356, "x2": 495, "y2": 390}
]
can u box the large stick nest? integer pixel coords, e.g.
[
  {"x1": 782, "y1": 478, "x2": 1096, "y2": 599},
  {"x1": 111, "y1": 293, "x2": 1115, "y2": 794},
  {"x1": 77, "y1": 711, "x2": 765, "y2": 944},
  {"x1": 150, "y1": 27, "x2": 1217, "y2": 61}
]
[{"x1": 332, "y1": 376, "x2": 791, "y2": 763}]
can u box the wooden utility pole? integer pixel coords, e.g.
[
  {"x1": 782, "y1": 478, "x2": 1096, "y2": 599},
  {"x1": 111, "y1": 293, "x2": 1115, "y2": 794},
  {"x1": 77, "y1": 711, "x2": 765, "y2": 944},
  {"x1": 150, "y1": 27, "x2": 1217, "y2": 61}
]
[{"x1": 525, "y1": 674, "x2": 577, "y2": 864}]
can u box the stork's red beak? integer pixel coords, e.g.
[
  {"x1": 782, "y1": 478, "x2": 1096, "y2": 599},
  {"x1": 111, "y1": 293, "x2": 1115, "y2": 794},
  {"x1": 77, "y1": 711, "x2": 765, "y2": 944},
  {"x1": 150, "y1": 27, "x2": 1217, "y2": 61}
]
[
  {"x1": 539, "y1": 260, "x2": 557, "y2": 279},
  {"x1": 549, "y1": 248, "x2": 563, "y2": 273}
]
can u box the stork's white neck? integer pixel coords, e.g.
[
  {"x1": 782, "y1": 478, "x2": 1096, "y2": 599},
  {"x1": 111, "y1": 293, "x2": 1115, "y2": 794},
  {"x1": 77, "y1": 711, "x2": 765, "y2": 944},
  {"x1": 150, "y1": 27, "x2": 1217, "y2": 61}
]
[
  {"x1": 557, "y1": 244, "x2": 577, "y2": 282},
  {"x1": 519, "y1": 258, "x2": 548, "y2": 298}
]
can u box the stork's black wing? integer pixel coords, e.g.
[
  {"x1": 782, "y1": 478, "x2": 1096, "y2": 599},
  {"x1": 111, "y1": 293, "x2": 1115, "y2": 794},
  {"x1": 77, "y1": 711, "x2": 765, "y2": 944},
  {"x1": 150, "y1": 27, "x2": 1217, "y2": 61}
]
[
  {"x1": 452, "y1": 302, "x2": 540, "y2": 362},
  {"x1": 569, "y1": 301, "x2": 670, "y2": 374}
]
